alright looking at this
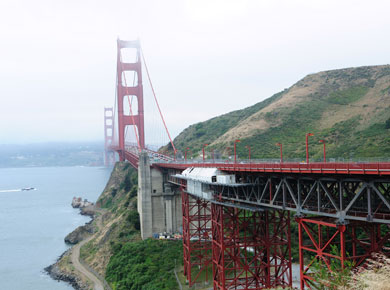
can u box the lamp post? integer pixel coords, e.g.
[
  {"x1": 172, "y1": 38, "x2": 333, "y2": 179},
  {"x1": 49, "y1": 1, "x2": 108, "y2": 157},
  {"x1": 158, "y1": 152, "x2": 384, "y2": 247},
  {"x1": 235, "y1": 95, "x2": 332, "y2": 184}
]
[
  {"x1": 185, "y1": 147, "x2": 190, "y2": 161},
  {"x1": 276, "y1": 142, "x2": 283, "y2": 163},
  {"x1": 245, "y1": 145, "x2": 251, "y2": 163},
  {"x1": 319, "y1": 140, "x2": 326, "y2": 163},
  {"x1": 306, "y1": 133, "x2": 314, "y2": 163},
  {"x1": 234, "y1": 139, "x2": 240, "y2": 163},
  {"x1": 203, "y1": 144, "x2": 208, "y2": 162}
]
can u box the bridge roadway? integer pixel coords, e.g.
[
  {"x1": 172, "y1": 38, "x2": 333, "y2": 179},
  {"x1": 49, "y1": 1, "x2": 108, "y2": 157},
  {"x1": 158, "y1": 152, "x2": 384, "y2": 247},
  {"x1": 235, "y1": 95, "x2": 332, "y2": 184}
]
[
  {"x1": 112, "y1": 145, "x2": 390, "y2": 176},
  {"x1": 156, "y1": 160, "x2": 390, "y2": 176},
  {"x1": 114, "y1": 147, "x2": 390, "y2": 225}
]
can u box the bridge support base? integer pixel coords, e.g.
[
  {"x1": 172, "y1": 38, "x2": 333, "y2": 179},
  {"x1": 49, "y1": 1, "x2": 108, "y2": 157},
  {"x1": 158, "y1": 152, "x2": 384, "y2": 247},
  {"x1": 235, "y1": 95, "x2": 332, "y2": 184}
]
[
  {"x1": 296, "y1": 217, "x2": 390, "y2": 289},
  {"x1": 211, "y1": 205, "x2": 292, "y2": 290},
  {"x1": 182, "y1": 191, "x2": 212, "y2": 287}
]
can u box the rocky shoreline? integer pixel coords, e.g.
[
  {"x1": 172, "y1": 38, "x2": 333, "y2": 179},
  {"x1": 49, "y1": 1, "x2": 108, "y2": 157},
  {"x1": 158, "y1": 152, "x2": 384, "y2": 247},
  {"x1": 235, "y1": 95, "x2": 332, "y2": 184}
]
[
  {"x1": 44, "y1": 204, "x2": 98, "y2": 290},
  {"x1": 44, "y1": 250, "x2": 88, "y2": 290}
]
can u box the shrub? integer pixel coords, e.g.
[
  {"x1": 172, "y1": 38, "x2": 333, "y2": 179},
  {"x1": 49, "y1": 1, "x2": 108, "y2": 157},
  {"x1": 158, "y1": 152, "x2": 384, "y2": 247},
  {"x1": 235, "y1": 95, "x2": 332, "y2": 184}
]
[{"x1": 349, "y1": 253, "x2": 390, "y2": 290}]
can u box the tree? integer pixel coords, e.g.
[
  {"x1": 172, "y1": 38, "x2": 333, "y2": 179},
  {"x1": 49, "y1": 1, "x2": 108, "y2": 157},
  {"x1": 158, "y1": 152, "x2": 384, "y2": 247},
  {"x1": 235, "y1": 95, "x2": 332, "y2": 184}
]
[{"x1": 385, "y1": 118, "x2": 390, "y2": 129}]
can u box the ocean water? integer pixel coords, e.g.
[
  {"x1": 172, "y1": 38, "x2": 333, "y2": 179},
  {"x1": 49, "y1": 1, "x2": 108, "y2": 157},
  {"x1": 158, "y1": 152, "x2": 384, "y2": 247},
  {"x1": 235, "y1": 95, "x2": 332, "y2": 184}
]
[{"x1": 0, "y1": 166, "x2": 111, "y2": 290}]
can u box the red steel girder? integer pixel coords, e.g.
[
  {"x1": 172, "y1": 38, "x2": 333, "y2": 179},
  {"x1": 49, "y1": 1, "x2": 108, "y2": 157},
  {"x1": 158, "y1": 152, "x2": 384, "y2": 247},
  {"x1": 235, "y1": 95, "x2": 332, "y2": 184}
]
[
  {"x1": 182, "y1": 190, "x2": 212, "y2": 287},
  {"x1": 296, "y1": 216, "x2": 390, "y2": 289},
  {"x1": 212, "y1": 205, "x2": 292, "y2": 290}
]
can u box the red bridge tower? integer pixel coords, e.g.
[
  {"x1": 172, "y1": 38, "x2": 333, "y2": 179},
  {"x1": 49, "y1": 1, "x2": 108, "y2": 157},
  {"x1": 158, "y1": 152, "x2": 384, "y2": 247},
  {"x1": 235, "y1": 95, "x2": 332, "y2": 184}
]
[
  {"x1": 104, "y1": 107, "x2": 115, "y2": 166},
  {"x1": 116, "y1": 39, "x2": 145, "y2": 160}
]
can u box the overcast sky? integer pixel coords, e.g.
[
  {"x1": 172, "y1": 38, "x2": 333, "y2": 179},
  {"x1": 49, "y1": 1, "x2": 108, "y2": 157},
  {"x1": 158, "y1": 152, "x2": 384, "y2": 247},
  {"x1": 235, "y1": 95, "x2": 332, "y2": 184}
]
[{"x1": 1, "y1": 0, "x2": 389, "y2": 144}]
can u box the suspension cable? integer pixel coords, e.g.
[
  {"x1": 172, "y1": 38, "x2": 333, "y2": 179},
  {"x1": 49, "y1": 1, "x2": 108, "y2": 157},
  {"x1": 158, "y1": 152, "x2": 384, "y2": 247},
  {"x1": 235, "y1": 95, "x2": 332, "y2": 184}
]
[{"x1": 141, "y1": 49, "x2": 177, "y2": 153}]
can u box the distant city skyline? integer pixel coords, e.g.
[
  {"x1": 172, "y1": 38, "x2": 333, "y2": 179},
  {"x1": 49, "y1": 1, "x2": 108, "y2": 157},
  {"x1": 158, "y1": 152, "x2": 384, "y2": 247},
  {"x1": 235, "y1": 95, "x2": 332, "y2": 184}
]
[{"x1": 1, "y1": 0, "x2": 390, "y2": 144}]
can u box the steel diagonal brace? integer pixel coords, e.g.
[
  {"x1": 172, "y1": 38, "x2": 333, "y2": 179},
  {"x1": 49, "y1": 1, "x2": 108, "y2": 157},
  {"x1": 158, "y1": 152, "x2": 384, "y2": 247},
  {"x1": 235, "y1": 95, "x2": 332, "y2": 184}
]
[
  {"x1": 301, "y1": 222, "x2": 320, "y2": 251},
  {"x1": 301, "y1": 181, "x2": 317, "y2": 208},
  {"x1": 271, "y1": 179, "x2": 284, "y2": 205},
  {"x1": 258, "y1": 179, "x2": 270, "y2": 203},
  {"x1": 344, "y1": 184, "x2": 367, "y2": 213},
  {"x1": 372, "y1": 183, "x2": 390, "y2": 210},
  {"x1": 319, "y1": 181, "x2": 340, "y2": 212},
  {"x1": 248, "y1": 186, "x2": 257, "y2": 201},
  {"x1": 284, "y1": 179, "x2": 299, "y2": 208}
]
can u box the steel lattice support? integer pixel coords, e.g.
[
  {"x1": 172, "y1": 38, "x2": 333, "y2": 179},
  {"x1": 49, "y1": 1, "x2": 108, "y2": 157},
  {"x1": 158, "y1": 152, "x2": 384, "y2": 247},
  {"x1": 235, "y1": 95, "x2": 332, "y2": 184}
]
[
  {"x1": 296, "y1": 217, "x2": 390, "y2": 289},
  {"x1": 212, "y1": 204, "x2": 292, "y2": 290},
  {"x1": 181, "y1": 190, "x2": 212, "y2": 287}
]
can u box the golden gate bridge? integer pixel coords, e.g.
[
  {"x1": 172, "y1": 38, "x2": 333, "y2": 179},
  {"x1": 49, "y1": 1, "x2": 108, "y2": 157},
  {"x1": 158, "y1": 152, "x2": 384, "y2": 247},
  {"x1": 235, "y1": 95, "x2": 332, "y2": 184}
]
[{"x1": 104, "y1": 39, "x2": 390, "y2": 289}]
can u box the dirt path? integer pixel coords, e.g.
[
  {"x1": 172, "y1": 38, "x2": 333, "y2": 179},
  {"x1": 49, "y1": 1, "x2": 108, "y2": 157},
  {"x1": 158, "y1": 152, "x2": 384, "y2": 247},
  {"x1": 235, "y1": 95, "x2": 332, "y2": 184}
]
[{"x1": 70, "y1": 209, "x2": 107, "y2": 290}]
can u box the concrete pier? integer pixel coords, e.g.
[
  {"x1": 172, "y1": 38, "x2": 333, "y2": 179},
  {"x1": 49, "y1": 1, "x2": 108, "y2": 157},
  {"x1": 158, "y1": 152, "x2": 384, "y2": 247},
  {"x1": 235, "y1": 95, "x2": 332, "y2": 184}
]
[{"x1": 137, "y1": 151, "x2": 182, "y2": 239}]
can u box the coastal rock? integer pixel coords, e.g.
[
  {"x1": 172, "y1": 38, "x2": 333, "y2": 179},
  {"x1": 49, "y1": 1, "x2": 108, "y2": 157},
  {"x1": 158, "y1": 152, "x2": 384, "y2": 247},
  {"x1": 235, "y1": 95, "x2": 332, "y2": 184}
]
[
  {"x1": 45, "y1": 252, "x2": 89, "y2": 290},
  {"x1": 80, "y1": 204, "x2": 96, "y2": 217},
  {"x1": 72, "y1": 197, "x2": 94, "y2": 209},
  {"x1": 65, "y1": 222, "x2": 94, "y2": 244}
]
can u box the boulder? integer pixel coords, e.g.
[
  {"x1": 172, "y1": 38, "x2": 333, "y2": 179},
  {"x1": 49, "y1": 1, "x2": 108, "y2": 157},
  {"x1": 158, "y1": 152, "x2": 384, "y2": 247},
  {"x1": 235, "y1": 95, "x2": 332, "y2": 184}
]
[{"x1": 64, "y1": 222, "x2": 94, "y2": 244}]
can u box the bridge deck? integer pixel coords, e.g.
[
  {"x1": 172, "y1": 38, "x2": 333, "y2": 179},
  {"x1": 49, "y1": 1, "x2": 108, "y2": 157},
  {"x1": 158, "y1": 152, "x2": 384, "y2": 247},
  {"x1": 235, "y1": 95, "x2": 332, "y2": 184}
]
[{"x1": 155, "y1": 161, "x2": 390, "y2": 176}]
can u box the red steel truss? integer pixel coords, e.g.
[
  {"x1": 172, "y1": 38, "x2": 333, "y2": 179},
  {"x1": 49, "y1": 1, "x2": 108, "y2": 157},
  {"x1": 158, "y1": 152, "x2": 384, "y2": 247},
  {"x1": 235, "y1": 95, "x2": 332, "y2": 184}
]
[
  {"x1": 181, "y1": 191, "x2": 212, "y2": 287},
  {"x1": 296, "y1": 217, "x2": 390, "y2": 289},
  {"x1": 212, "y1": 204, "x2": 292, "y2": 290}
]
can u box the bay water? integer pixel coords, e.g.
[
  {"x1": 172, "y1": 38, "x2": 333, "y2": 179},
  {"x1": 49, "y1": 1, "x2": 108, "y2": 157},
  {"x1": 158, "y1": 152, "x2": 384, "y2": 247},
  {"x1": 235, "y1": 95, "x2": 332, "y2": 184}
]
[{"x1": 0, "y1": 166, "x2": 111, "y2": 290}]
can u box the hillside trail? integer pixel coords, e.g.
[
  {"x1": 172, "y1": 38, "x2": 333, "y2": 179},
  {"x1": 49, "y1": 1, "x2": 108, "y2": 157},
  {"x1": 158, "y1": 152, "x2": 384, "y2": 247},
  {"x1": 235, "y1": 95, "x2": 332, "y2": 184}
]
[{"x1": 70, "y1": 208, "x2": 108, "y2": 290}]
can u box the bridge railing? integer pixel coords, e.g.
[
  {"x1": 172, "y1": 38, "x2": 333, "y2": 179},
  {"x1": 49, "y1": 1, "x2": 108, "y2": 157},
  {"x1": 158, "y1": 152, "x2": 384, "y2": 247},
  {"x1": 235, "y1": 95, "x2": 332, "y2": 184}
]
[{"x1": 153, "y1": 157, "x2": 390, "y2": 164}]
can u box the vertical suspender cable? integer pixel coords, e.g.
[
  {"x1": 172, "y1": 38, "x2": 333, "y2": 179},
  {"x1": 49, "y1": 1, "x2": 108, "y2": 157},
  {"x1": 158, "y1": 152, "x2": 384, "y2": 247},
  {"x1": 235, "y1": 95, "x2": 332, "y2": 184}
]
[{"x1": 141, "y1": 49, "x2": 177, "y2": 154}]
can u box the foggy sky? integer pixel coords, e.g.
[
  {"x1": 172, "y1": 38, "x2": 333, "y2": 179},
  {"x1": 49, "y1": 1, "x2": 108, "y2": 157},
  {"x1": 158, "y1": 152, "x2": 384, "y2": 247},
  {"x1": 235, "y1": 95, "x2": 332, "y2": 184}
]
[{"x1": 1, "y1": 0, "x2": 389, "y2": 144}]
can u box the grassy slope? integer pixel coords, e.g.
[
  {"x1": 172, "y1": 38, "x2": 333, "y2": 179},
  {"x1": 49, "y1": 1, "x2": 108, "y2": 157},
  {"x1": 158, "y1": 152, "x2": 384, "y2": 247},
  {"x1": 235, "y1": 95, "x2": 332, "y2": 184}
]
[{"x1": 166, "y1": 65, "x2": 390, "y2": 160}]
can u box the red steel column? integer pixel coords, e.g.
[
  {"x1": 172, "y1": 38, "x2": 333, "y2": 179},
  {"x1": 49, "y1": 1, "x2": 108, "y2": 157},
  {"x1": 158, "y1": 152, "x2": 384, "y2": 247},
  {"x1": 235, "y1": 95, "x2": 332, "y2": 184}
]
[
  {"x1": 266, "y1": 210, "x2": 292, "y2": 288},
  {"x1": 212, "y1": 205, "x2": 292, "y2": 290},
  {"x1": 116, "y1": 39, "x2": 145, "y2": 160},
  {"x1": 181, "y1": 189, "x2": 212, "y2": 287}
]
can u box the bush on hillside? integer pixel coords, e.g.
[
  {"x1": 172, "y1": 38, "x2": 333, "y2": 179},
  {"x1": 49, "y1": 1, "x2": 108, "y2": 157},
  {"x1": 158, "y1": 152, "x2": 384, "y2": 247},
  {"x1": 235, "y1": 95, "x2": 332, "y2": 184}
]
[{"x1": 105, "y1": 239, "x2": 182, "y2": 290}]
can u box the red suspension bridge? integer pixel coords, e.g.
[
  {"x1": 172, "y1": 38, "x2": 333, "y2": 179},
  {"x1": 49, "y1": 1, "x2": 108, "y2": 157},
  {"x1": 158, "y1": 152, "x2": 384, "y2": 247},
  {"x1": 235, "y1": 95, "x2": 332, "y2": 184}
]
[{"x1": 104, "y1": 39, "x2": 390, "y2": 289}]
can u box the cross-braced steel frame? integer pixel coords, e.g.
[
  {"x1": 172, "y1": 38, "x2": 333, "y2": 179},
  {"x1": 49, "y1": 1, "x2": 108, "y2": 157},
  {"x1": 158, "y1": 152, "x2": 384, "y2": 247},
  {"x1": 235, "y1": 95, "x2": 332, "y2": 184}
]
[
  {"x1": 216, "y1": 174, "x2": 390, "y2": 224},
  {"x1": 296, "y1": 216, "x2": 390, "y2": 289},
  {"x1": 212, "y1": 204, "x2": 292, "y2": 290},
  {"x1": 173, "y1": 170, "x2": 390, "y2": 289},
  {"x1": 181, "y1": 190, "x2": 212, "y2": 287}
]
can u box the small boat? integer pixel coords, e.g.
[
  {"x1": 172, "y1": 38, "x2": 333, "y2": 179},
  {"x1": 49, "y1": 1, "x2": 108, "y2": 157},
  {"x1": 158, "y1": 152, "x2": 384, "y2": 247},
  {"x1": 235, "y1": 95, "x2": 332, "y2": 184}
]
[{"x1": 22, "y1": 187, "x2": 35, "y2": 191}]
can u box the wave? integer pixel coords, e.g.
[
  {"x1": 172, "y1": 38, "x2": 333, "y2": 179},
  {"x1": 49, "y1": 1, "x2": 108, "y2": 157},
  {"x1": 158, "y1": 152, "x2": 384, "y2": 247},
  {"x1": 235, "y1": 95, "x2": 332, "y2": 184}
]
[
  {"x1": 0, "y1": 188, "x2": 36, "y2": 193},
  {"x1": 0, "y1": 189, "x2": 22, "y2": 193}
]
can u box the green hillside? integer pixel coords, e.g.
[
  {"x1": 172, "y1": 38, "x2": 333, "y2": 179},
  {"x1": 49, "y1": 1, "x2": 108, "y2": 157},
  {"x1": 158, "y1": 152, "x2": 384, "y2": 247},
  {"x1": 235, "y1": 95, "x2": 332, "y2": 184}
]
[{"x1": 168, "y1": 65, "x2": 390, "y2": 161}]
